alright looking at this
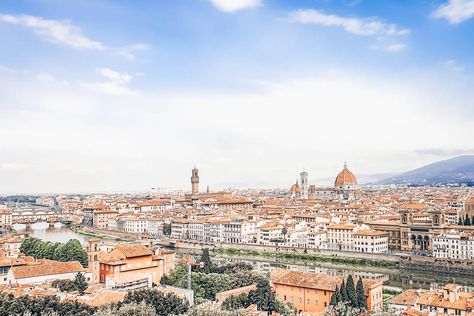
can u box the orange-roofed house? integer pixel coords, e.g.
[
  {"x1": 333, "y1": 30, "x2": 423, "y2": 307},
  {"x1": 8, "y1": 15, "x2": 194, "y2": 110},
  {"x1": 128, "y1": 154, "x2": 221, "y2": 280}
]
[
  {"x1": 93, "y1": 209, "x2": 119, "y2": 229},
  {"x1": 99, "y1": 244, "x2": 174, "y2": 287},
  {"x1": 271, "y1": 269, "x2": 383, "y2": 314},
  {"x1": 390, "y1": 284, "x2": 474, "y2": 316},
  {"x1": 7, "y1": 259, "x2": 90, "y2": 285}
]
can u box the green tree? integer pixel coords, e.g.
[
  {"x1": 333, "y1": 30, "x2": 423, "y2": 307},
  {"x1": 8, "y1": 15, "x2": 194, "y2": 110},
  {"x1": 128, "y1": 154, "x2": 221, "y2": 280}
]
[
  {"x1": 464, "y1": 215, "x2": 471, "y2": 226},
  {"x1": 248, "y1": 280, "x2": 277, "y2": 313},
  {"x1": 199, "y1": 248, "x2": 212, "y2": 273},
  {"x1": 47, "y1": 242, "x2": 62, "y2": 260},
  {"x1": 188, "y1": 305, "x2": 245, "y2": 316},
  {"x1": 52, "y1": 279, "x2": 75, "y2": 292},
  {"x1": 458, "y1": 217, "x2": 463, "y2": 225},
  {"x1": 63, "y1": 240, "x2": 88, "y2": 267},
  {"x1": 330, "y1": 286, "x2": 339, "y2": 306},
  {"x1": 222, "y1": 293, "x2": 250, "y2": 311},
  {"x1": 339, "y1": 280, "x2": 348, "y2": 303},
  {"x1": 20, "y1": 238, "x2": 88, "y2": 268},
  {"x1": 73, "y1": 272, "x2": 88, "y2": 295},
  {"x1": 37, "y1": 241, "x2": 53, "y2": 259},
  {"x1": 281, "y1": 226, "x2": 288, "y2": 243},
  {"x1": 0, "y1": 292, "x2": 96, "y2": 316},
  {"x1": 346, "y1": 275, "x2": 357, "y2": 307},
  {"x1": 117, "y1": 301, "x2": 156, "y2": 316},
  {"x1": 123, "y1": 288, "x2": 189, "y2": 316},
  {"x1": 162, "y1": 223, "x2": 172, "y2": 236},
  {"x1": 355, "y1": 277, "x2": 366, "y2": 310},
  {"x1": 323, "y1": 301, "x2": 361, "y2": 316}
]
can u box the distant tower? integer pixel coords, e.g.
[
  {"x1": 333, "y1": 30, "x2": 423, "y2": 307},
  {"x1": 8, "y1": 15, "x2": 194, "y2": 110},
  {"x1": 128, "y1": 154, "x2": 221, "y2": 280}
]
[
  {"x1": 308, "y1": 185, "x2": 316, "y2": 200},
  {"x1": 87, "y1": 238, "x2": 100, "y2": 284},
  {"x1": 300, "y1": 170, "x2": 308, "y2": 199},
  {"x1": 191, "y1": 167, "x2": 199, "y2": 195}
]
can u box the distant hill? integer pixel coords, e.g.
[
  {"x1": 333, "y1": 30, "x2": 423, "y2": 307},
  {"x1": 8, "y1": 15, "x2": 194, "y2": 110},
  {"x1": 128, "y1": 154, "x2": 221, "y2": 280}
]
[
  {"x1": 376, "y1": 155, "x2": 474, "y2": 185},
  {"x1": 316, "y1": 173, "x2": 398, "y2": 186}
]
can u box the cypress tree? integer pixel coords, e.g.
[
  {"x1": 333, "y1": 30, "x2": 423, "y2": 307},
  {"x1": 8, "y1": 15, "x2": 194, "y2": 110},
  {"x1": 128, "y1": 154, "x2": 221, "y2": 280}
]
[
  {"x1": 346, "y1": 275, "x2": 357, "y2": 307},
  {"x1": 340, "y1": 280, "x2": 348, "y2": 303},
  {"x1": 356, "y1": 277, "x2": 366, "y2": 310},
  {"x1": 199, "y1": 248, "x2": 212, "y2": 273},
  {"x1": 458, "y1": 217, "x2": 463, "y2": 225},
  {"x1": 466, "y1": 217, "x2": 472, "y2": 226},
  {"x1": 73, "y1": 272, "x2": 88, "y2": 295},
  {"x1": 330, "y1": 286, "x2": 339, "y2": 306}
]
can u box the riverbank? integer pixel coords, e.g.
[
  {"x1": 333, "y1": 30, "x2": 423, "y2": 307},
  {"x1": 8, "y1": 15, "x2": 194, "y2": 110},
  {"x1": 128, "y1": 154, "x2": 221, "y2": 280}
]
[
  {"x1": 70, "y1": 225, "x2": 134, "y2": 242},
  {"x1": 215, "y1": 247, "x2": 398, "y2": 269},
  {"x1": 210, "y1": 251, "x2": 398, "y2": 275},
  {"x1": 400, "y1": 256, "x2": 474, "y2": 277}
]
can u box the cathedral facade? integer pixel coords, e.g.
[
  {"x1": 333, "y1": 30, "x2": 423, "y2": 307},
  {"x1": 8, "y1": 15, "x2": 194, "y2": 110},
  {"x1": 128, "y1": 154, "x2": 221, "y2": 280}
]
[{"x1": 289, "y1": 163, "x2": 360, "y2": 201}]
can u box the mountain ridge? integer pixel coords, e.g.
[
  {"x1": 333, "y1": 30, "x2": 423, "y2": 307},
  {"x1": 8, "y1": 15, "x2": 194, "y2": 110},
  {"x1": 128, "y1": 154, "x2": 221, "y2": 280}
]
[{"x1": 375, "y1": 155, "x2": 474, "y2": 185}]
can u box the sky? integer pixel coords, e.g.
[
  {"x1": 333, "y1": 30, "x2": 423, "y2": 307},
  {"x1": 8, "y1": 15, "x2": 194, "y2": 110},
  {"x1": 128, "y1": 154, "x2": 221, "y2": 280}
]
[{"x1": 0, "y1": 0, "x2": 474, "y2": 193}]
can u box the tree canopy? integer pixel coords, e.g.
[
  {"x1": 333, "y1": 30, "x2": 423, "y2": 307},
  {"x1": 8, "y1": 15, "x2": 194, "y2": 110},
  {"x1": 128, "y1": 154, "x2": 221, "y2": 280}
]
[
  {"x1": 330, "y1": 275, "x2": 366, "y2": 310},
  {"x1": 74, "y1": 272, "x2": 88, "y2": 295},
  {"x1": 0, "y1": 293, "x2": 95, "y2": 316},
  {"x1": 123, "y1": 288, "x2": 188, "y2": 316},
  {"x1": 20, "y1": 237, "x2": 88, "y2": 267}
]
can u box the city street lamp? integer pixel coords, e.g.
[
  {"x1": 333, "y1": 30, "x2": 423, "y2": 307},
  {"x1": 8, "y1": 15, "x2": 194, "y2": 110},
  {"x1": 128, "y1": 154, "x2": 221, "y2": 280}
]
[{"x1": 187, "y1": 261, "x2": 205, "y2": 291}]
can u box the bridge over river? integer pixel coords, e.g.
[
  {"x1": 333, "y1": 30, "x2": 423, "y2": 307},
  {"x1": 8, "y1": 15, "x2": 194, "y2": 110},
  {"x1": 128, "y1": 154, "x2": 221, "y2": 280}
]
[{"x1": 12, "y1": 206, "x2": 71, "y2": 227}]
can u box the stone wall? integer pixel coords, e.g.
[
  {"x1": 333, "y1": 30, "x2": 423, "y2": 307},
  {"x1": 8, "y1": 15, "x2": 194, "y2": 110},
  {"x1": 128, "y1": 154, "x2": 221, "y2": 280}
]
[{"x1": 400, "y1": 258, "x2": 474, "y2": 277}]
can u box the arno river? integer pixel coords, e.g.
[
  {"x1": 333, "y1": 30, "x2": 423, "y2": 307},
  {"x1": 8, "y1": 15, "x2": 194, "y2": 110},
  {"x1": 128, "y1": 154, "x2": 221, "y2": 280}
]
[{"x1": 14, "y1": 222, "x2": 474, "y2": 292}]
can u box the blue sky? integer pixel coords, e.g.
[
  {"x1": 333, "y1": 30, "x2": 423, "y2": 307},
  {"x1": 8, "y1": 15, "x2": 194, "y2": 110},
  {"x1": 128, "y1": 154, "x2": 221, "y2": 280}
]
[{"x1": 0, "y1": 0, "x2": 474, "y2": 193}]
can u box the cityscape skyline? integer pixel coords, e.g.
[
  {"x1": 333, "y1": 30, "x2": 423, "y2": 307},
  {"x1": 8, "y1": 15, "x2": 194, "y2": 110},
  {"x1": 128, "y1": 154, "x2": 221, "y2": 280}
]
[
  {"x1": 1, "y1": 2, "x2": 474, "y2": 315},
  {"x1": 1, "y1": 0, "x2": 474, "y2": 193}
]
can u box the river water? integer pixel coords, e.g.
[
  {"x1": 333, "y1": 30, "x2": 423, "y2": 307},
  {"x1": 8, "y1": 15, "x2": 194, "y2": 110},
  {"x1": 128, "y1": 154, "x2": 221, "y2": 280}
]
[
  {"x1": 14, "y1": 223, "x2": 474, "y2": 292},
  {"x1": 13, "y1": 222, "x2": 91, "y2": 244}
]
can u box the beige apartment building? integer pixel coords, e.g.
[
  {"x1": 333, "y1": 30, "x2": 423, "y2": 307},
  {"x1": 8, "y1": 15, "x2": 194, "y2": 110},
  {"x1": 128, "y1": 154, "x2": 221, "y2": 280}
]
[{"x1": 353, "y1": 230, "x2": 389, "y2": 253}]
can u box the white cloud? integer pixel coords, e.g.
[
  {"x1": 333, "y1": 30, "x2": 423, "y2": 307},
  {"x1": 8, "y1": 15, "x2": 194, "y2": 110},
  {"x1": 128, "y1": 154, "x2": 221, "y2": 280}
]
[
  {"x1": 80, "y1": 68, "x2": 135, "y2": 96},
  {"x1": 208, "y1": 0, "x2": 262, "y2": 13},
  {"x1": 1, "y1": 68, "x2": 473, "y2": 192},
  {"x1": 0, "y1": 14, "x2": 105, "y2": 50},
  {"x1": 0, "y1": 14, "x2": 150, "y2": 61},
  {"x1": 288, "y1": 9, "x2": 410, "y2": 37},
  {"x1": 385, "y1": 43, "x2": 406, "y2": 52},
  {"x1": 115, "y1": 43, "x2": 151, "y2": 61},
  {"x1": 370, "y1": 43, "x2": 406, "y2": 52},
  {"x1": 432, "y1": 0, "x2": 474, "y2": 24},
  {"x1": 98, "y1": 68, "x2": 132, "y2": 83}
]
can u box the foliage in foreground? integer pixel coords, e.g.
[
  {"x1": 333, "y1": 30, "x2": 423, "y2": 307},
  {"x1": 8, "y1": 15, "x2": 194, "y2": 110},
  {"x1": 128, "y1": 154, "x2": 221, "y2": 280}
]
[
  {"x1": 123, "y1": 288, "x2": 189, "y2": 316},
  {"x1": 330, "y1": 275, "x2": 366, "y2": 310},
  {"x1": 0, "y1": 293, "x2": 95, "y2": 316},
  {"x1": 186, "y1": 305, "x2": 245, "y2": 316},
  {"x1": 160, "y1": 262, "x2": 264, "y2": 304},
  {"x1": 52, "y1": 273, "x2": 88, "y2": 294},
  {"x1": 20, "y1": 237, "x2": 88, "y2": 267},
  {"x1": 0, "y1": 288, "x2": 188, "y2": 316},
  {"x1": 93, "y1": 301, "x2": 157, "y2": 316},
  {"x1": 222, "y1": 279, "x2": 296, "y2": 316}
]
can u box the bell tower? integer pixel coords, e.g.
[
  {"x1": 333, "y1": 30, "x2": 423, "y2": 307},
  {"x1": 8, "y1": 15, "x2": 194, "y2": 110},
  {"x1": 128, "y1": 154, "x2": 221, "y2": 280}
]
[
  {"x1": 191, "y1": 167, "x2": 199, "y2": 195},
  {"x1": 87, "y1": 238, "x2": 100, "y2": 284},
  {"x1": 300, "y1": 170, "x2": 308, "y2": 199}
]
